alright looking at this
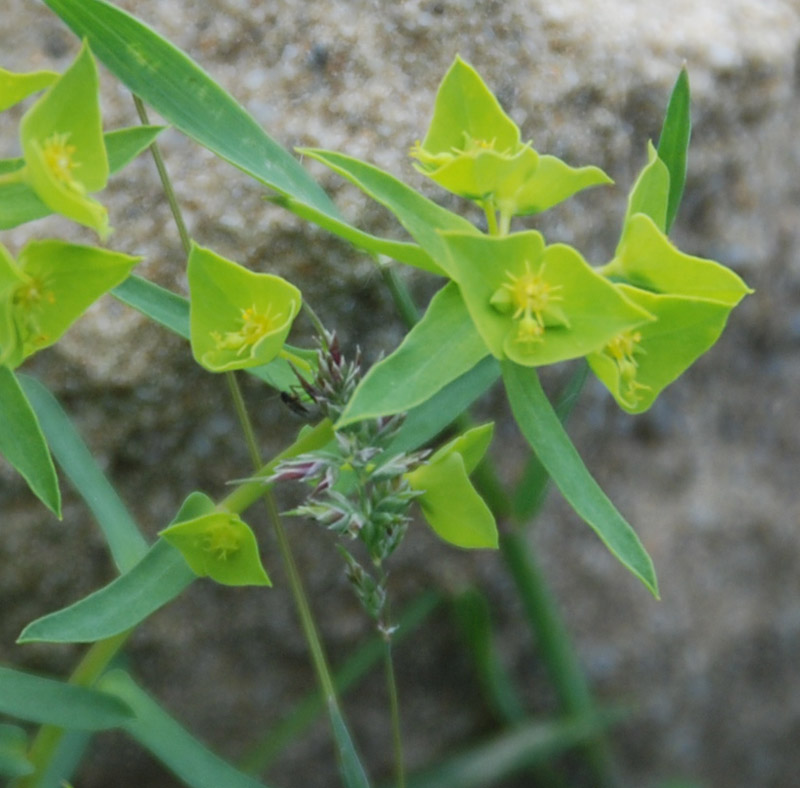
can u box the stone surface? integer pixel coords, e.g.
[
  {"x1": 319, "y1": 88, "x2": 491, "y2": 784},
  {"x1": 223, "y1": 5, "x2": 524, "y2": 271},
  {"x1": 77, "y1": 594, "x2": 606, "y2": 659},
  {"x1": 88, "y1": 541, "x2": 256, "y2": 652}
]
[{"x1": 2, "y1": 1, "x2": 799, "y2": 786}]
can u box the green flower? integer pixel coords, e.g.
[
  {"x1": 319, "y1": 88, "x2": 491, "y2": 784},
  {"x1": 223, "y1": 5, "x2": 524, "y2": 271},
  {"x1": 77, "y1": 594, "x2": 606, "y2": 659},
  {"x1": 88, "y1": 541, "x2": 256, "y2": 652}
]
[
  {"x1": 16, "y1": 42, "x2": 111, "y2": 239},
  {"x1": 0, "y1": 240, "x2": 140, "y2": 369},
  {"x1": 439, "y1": 229, "x2": 654, "y2": 367},
  {"x1": 188, "y1": 244, "x2": 302, "y2": 373},
  {"x1": 411, "y1": 56, "x2": 611, "y2": 221},
  {"x1": 160, "y1": 511, "x2": 271, "y2": 587}
]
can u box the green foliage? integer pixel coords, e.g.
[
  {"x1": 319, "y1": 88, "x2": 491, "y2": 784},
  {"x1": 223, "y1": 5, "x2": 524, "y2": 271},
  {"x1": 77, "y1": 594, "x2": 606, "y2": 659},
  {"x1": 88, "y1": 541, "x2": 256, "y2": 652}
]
[{"x1": 0, "y1": 7, "x2": 752, "y2": 787}]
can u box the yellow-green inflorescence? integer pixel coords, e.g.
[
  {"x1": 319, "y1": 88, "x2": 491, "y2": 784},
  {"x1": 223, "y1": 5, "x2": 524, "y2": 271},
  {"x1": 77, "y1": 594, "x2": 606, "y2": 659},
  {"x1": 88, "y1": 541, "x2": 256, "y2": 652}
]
[
  {"x1": 210, "y1": 304, "x2": 284, "y2": 357},
  {"x1": 490, "y1": 260, "x2": 568, "y2": 346},
  {"x1": 600, "y1": 328, "x2": 651, "y2": 408}
]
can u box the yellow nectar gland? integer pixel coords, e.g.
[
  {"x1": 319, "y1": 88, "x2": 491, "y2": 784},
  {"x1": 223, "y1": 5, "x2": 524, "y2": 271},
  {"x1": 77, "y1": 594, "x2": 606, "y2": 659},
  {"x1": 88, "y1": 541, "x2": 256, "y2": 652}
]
[
  {"x1": 604, "y1": 330, "x2": 650, "y2": 404},
  {"x1": 497, "y1": 261, "x2": 562, "y2": 345},
  {"x1": 202, "y1": 520, "x2": 241, "y2": 561},
  {"x1": 42, "y1": 132, "x2": 80, "y2": 186},
  {"x1": 211, "y1": 304, "x2": 282, "y2": 357},
  {"x1": 12, "y1": 276, "x2": 55, "y2": 351}
]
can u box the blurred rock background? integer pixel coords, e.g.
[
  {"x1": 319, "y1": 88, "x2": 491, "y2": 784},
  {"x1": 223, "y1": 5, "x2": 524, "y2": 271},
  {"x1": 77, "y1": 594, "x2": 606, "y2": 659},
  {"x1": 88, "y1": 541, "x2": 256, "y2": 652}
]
[{"x1": 1, "y1": 1, "x2": 799, "y2": 786}]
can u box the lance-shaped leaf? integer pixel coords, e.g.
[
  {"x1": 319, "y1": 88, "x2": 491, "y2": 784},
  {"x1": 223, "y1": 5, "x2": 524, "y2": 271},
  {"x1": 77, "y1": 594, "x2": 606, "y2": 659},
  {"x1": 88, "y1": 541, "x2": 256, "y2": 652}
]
[
  {"x1": 160, "y1": 511, "x2": 271, "y2": 587},
  {"x1": 587, "y1": 285, "x2": 737, "y2": 413},
  {"x1": 0, "y1": 240, "x2": 140, "y2": 369},
  {"x1": 657, "y1": 67, "x2": 691, "y2": 233},
  {"x1": 19, "y1": 42, "x2": 110, "y2": 238},
  {"x1": 337, "y1": 282, "x2": 490, "y2": 428},
  {"x1": 188, "y1": 244, "x2": 301, "y2": 373},
  {"x1": 608, "y1": 213, "x2": 752, "y2": 306},
  {"x1": 439, "y1": 230, "x2": 653, "y2": 367},
  {"x1": 501, "y1": 362, "x2": 658, "y2": 596},
  {"x1": 406, "y1": 423, "x2": 498, "y2": 549},
  {"x1": 0, "y1": 66, "x2": 58, "y2": 112},
  {"x1": 0, "y1": 365, "x2": 60, "y2": 517}
]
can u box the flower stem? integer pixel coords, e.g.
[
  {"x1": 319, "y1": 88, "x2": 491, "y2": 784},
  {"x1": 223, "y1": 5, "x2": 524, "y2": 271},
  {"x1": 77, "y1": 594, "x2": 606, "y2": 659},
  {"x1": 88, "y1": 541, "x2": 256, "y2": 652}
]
[
  {"x1": 483, "y1": 200, "x2": 499, "y2": 236},
  {"x1": 133, "y1": 95, "x2": 192, "y2": 256},
  {"x1": 383, "y1": 635, "x2": 406, "y2": 788}
]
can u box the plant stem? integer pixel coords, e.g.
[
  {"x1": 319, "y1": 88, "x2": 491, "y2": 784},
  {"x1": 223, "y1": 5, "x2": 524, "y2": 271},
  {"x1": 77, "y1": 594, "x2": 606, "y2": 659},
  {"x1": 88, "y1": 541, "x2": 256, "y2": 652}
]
[
  {"x1": 225, "y1": 370, "x2": 337, "y2": 702},
  {"x1": 15, "y1": 631, "x2": 131, "y2": 788},
  {"x1": 133, "y1": 95, "x2": 192, "y2": 256},
  {"x1": 378, "y1": 262, "x2": 420, "y2": 329},
  {"x1": 482, "y1": 199, "x2": 499, "y2": 236}
]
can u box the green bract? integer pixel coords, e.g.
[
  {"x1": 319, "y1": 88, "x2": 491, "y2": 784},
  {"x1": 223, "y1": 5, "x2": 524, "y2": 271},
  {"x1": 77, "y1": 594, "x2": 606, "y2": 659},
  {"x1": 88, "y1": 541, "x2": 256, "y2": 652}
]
[
  {"x1": 411, "y1": 56, "x2": 611, "y2": 220},
  {"x1": 160, "y1": 511, "x2": 271, "y2": 587},
  {"x1": 18, "y1": 42, "x2": 111, "y2": 239},
  {"x1": 406, "y1": 423, "x2": 498, "y2": 549},
  {"x1": 440, "y1": 230, "x2": 654, "y2": 367},
  {"x1": 188, "y1": 244, "x2": 302, "y2": 373},
  {"x1": 0, "y1": 240, "x2": 140, "y2": 369},
  {"x1": 0, "y1": 67, "x2": 58, "y2": 112}
]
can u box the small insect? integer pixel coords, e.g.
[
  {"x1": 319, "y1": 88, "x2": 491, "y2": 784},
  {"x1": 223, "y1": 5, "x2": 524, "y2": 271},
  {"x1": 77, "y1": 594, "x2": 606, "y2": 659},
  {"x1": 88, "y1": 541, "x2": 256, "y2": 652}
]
[{"x1": 280, "y1": 390, "x2": 314, "y2": 419}]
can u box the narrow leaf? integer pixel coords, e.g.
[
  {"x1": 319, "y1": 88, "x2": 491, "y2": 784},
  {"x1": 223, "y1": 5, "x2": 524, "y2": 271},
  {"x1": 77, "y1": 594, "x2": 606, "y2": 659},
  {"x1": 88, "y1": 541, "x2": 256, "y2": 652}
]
[
  {"x1": 386, "y1": 355, "x2": 500, "y2": 454},
  {"x1": 18, "y1": 373, "x2": 147, "y2": 572},
  {"x1": 43, "y1": 0, "x2": 336, "y2": 216},
  {"x1": 0, "y1": 724, "x2": 33, "y2": 779},
  {"x1": 105, "y1": 124, "x2": 165, "y2": 172},
  {"x1": 300, "y1": 148, "x2": 478, "y2": 277},
  {"x1": 0, "y1": 665, "x2": 132, "y2": 730},
  {"x1": 501, "y1": 362, "x2": 658, "y2": 596},
  {"x1": 657, "y1": 67, "x2": 691, "y2": 232},
  {"x1": 328, "y1": 700, "x2": 372, "y2": 788},
  {"x1": 0, "y1": 366, "x2": 61, "y2": 517},
  {"x1": 97, "y1": 670, "x2": 275, "y2": 788},
  {"x1": 338, "y1": 283, "x2": 489, "y2": 427},
  {"x1": 18, "y1": 539, "x2": 195, "y2": 644}
]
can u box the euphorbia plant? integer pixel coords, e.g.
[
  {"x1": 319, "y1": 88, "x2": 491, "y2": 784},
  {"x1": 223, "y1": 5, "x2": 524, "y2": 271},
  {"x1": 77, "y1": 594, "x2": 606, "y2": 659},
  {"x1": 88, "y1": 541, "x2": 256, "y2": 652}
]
[{"x1": 0, "y1": 2, "x2": 753, "y2": 786}]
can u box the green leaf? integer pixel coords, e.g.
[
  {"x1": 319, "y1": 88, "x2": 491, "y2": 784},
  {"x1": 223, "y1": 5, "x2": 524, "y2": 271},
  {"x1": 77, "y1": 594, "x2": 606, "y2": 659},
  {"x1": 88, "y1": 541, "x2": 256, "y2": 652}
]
[
  {"x1": 0, "y1": 366, "x2": 61, "y2": 517},
  {"x1": 97, "y1": 670, "x2": 276, "y2": 788},
  {"x1": 427, "y1": 422, "x2": 494, "y2": 475},
  {"x1": 274, "y1": 195, "x2": 439, "y2": 273},
  {"x1": 299, "y1": 148, "x2": 478, "y2": 278},
  {"x1": 188, "y1": 244, "x2": 301, "y2": 373},
  {"x1": 0, "y1": 240, "x2": 140, "y2": 369},
  {"x1": 105, "y1": 124, "x2": 165, "y2": 172},
  {"x1": 337, "y1": 282, "x2": 490, "y2": 428},
  {"x1": 587, "y1": 286, "x2": 735, "y2": 413},
  {"x1": 386, "y1": 355, "x2": 500, "y2": 454},
  {"x1": 0, "y1": 665, "x2": 132, "y2": 730},
  {"x1": 18, "y1": 373, "x2": 148, "y2": 572},
  {"x1": 0, "y1": 724, "x2": 33, "y2": 779},
  {"x1": 20, "y1": 41, "x2": 110, "y2": 238},
  {"x1": 0, "y1": 126, "x2": 163, "y2": 230},
  {"x1": 327, "y1": 700, "x2": 372, "y2": 788},
  {"x1": 18, "y1": 493, "x2": 210, "y2": 644},
  {"x1": 0, "y1": 66, "x2": 58, "y2": 111},
  {"x1": 439, "y1": 230, "x2": 654, "y2": 366},
  {"x1": 613, "y1": 213, "x2": 753, "y2": 305},
  {"x1": 657, "y1": 67, "x2": 691, "y2": 232},
  {"x1": 407, "y1": 451, "x2": 498, "y2": 549},
  {"x1": 18, "y1": 539, "x2": 196, "y2": 643},
  {"x1": 619, "y1": 141, "x2": 670, "y2": 241},
  {"x1": 43, "y1": 0, "x2": 336, "y2": 217},
  {"x1": 160, "y1": 511, "x2": 272, "y2": 587},
  {"x1": 501, "y1": 362, "x2": 658, "y2": 596}
]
